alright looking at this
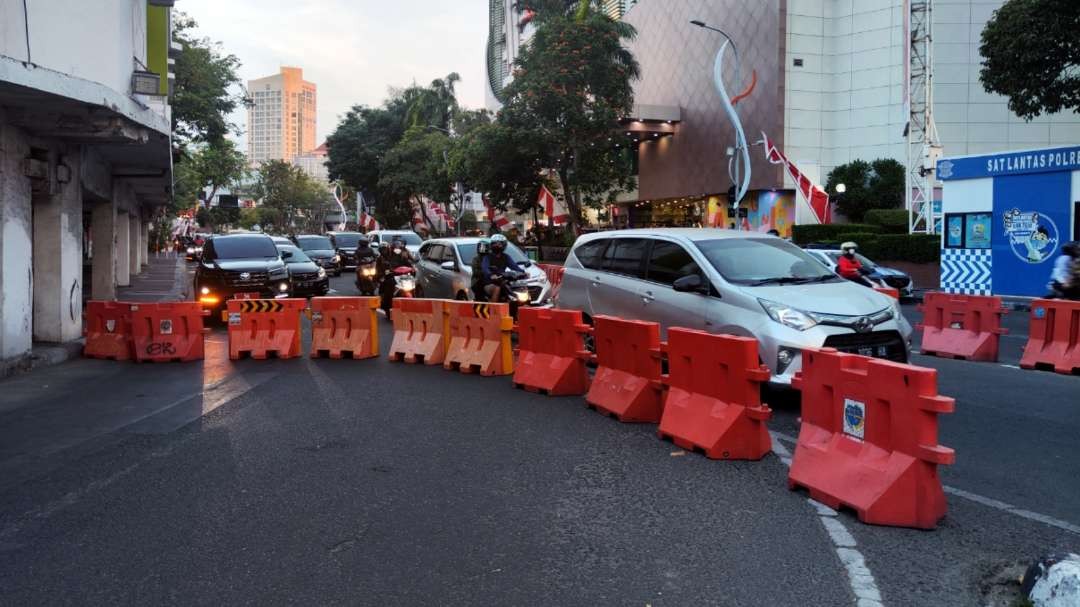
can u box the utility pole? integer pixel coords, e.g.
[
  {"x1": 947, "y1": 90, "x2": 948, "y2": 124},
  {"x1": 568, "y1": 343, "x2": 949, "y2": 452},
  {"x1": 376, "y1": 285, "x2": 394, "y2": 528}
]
[{"x1": 906, "y1": 0, "x2": 942, "y2": 234}]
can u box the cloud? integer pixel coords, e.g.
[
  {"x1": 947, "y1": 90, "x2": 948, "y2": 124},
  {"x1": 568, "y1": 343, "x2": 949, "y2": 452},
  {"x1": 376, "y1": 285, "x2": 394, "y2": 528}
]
[{"x1": 177, "y1": 0, "x2": 488, "y2": 148}]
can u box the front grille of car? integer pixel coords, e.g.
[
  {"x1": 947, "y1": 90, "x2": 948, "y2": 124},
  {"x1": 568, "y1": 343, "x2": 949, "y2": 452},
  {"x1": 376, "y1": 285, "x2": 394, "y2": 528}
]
[
  {"x1": 527, "y1": 286, "x2": 543, "y2": 302},
  {"x1": 292, "y1": 271, "x2": 320, "y2": 281},
  {"x1": 225, "y1": 271, "x2": 269, "y2": 288},
  {"x1": 822, "y1": 330, "x2": 907, "y2": 363},
  {"x1": 884, "y1": 275, "x2": 911, "y2": 289}
]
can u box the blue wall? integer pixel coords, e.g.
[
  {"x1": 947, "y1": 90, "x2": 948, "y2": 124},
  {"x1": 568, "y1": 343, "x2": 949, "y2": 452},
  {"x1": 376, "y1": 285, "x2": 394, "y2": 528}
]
[{"x1": 990, "y1": 172, "x2": 1071, "y2": 296}]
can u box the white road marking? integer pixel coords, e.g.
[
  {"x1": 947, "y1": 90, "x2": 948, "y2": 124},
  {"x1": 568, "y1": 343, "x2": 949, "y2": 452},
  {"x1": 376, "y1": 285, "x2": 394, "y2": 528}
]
[
  {"x1": 1000, "y1": 364, "x2": 1021, "y2": 370},
  {"x1": 771, "y1": 431, "x2": 884, "y2": 606},
  {"x1": 771, "y1": 431, "x2": 1080, "y2": 536}
]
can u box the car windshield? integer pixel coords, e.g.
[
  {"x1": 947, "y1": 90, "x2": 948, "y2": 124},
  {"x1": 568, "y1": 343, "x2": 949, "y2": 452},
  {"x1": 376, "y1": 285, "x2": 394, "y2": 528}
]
[
  {"x1": 332, "y1": 233, "x2": 363, "y2": 248},
  {"x1": 386, "y1": 233, "x2": 422, "y2": 246},
  {"x1": 209, "y1": 237, "x2": 279, "y2": 259},
  {"x1": 825, "y1": 251, "x2": 876, "y2": 269},
  {"x1": 296, "y1": 236, "x2": 332, "y2": 250},
  {"x1": 276, "y1": 245, "x2": 311, "y2": 263},
  {"x1": 457, "y1": 242, "x2": 528, "y2": 265},
  {"x1": 695, "y1": 238, "x2": 839, "y2": 286}
]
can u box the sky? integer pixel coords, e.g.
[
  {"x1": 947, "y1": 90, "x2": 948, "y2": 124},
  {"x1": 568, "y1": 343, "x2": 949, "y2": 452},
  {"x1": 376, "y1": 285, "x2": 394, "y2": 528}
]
[{"x1": 177, "y1": 0, "x2": 489, "y2": 147}]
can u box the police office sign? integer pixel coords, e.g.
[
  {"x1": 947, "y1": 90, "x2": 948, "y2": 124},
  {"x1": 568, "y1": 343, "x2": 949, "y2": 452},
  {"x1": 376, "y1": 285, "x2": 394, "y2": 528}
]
[{"x1": 937, "y1": 145, "x2": 1080, "y2": 181}]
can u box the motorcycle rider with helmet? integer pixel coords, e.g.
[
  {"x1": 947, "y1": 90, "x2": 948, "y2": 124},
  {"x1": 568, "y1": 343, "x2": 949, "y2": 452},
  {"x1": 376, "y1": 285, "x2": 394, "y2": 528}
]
[
  {"x1": 471, "y1": 238, "x2": 491, "y2": 300},
  {"x1": 376, "y1": 237, "x2": 415, "y2": 311},
  {"x1": 481, "y1": 234, "x2": 524, "y2": 302}
]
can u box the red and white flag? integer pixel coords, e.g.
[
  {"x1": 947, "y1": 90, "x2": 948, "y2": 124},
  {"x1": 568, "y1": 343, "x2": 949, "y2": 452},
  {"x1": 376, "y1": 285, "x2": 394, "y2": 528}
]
[
  {"x1": 538, "y1": 185, "x2": 570, "y2": 226},
  {"x1": 484, "y1": 195, "x2": 512, "y2": 232},
  {"x1": 762, "y1": 131, "x2": 831, "y2": 224},
  {"x1": 358, "y1": 212, "x2": 380, "y2": 232}
]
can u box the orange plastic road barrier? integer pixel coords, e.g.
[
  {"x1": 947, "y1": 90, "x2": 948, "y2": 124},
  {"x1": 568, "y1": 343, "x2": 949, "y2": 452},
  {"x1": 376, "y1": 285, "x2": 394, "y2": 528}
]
[
  {"x1": 917, "y1": 292, "x2": 1008, "y2": 361},
  {"x1": 512, "y1": 307, "x2": 590, "y2": 395},
  {"x1": 1021, "y1": 299, "x2": 1080, "y2": 375},
  {"x1": 131, "y1": 302, "x2": 208, "y2": 362},
  {"x1": 657, "y1": 328, "x2": 772, "y2": 460},
  {"x1": 443, "y1": 301, "x2": 514, "y2": 376},
  {"x1": 310, "y1": 296, "x2": 380, "y2": 360},
  {"x1": 585, "y1": 315, "x2": 664, "y2": 422},
  {"x1": 226, "y1": 298, "x2": 306, "y2": 360},
  {"x1": 874, "y1": 286, "x2": 900, "y2": 299},
  {"x1": 84, "y1": 301, "x2": 135, "y2": 360},
  {"x1": 388, "y1": 298, "x2": 449, "y2": 365},
  {"x1": 789, "y1": 348, "x2": 955, "y2": 529}
]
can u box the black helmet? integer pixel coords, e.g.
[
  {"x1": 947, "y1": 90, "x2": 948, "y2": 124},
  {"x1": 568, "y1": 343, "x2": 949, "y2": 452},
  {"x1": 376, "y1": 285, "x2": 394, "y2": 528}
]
[{"x1": 356, "y1": 236, "x2": 370, "y2": 248}]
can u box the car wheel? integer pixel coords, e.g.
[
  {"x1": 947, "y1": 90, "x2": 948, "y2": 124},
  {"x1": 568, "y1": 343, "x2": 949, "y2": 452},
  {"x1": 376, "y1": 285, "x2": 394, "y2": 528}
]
[{"x1": 455, "y1": 291, "x2": 469, "y2": 301}]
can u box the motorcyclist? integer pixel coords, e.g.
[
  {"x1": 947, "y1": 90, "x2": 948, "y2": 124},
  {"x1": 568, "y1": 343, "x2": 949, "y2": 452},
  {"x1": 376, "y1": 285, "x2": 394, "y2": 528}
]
[
  {"x1": 377, "y1": 237, "x2": 415, "y2": 308},
  {"x1": 353, "y1": 236, "x2": 378, "y2": 294},
  {"x1": 481, "y1": 234, "x2": 525, "y2": 302},
  {"x1": 354, "y1": 236, "x2": 376, "y2": 264},
  {"x1": 836, "y1": 241, "x2": 874, "y2": 287},
  {"x1": 471, "y1": 238, "x2": 491, "y2": 300}
]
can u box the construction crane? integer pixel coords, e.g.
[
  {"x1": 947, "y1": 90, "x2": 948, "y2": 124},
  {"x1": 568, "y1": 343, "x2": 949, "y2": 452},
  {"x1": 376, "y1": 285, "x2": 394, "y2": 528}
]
[{"x1": 906, "y1": 0, "x2": 942, "y2": 234}]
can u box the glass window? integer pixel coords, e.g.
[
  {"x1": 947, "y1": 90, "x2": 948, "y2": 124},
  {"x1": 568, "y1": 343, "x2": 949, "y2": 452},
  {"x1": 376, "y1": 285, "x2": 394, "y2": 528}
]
[
  {"x1": 964, "y1": 213, "x2": 991, "y2": 249},
  {"x1": 276, "y1": 245, "x2": 311, "y2": 263},
  {"x1": 206, "y1": 236, "x2": 279, "y2": 259},
  {"x1": 573, "y1": 239, "x2": 608, "y2": 270},
  {"x1": 295, "y1": 236, "x2": 332, "y2": 250},
  {"x1": 330, "y1": 233, "x2": 362, "y2": 248},
  {"x1": 457, "y1": 242, "x2": 528, "y2": 265},
  {"x1": 695, "y1": 238, "x2": 837, "y2": 285},
  {"x1": 424, "y1": 245, "x2": 445, "y2": 261},
  {"x1": 646, "y1": 241, "x2": 700, "y2": 285},
  {"x1": 601, "y1": 238, "x2": 648, "y2": 278},
  {"x1": 944, "y1": 214, "x2": 965, "y2": 248}
]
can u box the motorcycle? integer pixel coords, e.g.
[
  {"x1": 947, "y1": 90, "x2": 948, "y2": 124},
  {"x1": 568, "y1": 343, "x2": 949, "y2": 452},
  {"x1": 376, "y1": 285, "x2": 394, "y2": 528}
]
[
  {"x1": 380, "y1": 266, "x2": 417, "y2": 318},
  {"x1": 354, "y1": 255, "x2": 379, "y2": 296},
  {"x1": 488, "y1": 269, "x2": 532, "y2": 319}
]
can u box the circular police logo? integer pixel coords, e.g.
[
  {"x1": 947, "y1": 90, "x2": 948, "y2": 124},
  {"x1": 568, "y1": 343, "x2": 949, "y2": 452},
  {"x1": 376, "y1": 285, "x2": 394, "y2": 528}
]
[
  {"x1": 1003, "y1": 208, "x2": 1059, "y2": 264},
  {"x1": 843, "y1": 398, "x2": 865, "y2": 440}
]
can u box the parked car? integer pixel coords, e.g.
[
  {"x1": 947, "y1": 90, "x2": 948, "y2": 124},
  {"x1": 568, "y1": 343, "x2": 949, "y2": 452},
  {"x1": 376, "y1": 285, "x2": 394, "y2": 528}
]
[
  {"x1": 326, "y1": 231, "x2": 367, "y2": 270},
  {"x1": 803, "y1": 245, "x2": 915, "y2": 297},
  {"x1": 274, "y1": 244, "x2": 329, "y2": 297},
  {"x1": 554, "y1": 228, "x2": 912, "y2": 385},
  {"x1": 414, "y1": 237, "x2": 551, "y2": 304},
  {"x1": 293, "y1": 234, "x2": 341, "y2": 276},
  {"x1": 194, "y1": 233, "x2": 291, "y2": 319},
  {"x1": 367, "y1": 230, "x2": 424, "y2": 256}
]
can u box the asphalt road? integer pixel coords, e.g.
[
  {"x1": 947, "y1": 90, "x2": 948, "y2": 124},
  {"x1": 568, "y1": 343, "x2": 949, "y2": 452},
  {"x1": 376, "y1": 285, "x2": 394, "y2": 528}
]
[{"x1": 0, "y1": 273, "x2": 1077, "y2": 606}]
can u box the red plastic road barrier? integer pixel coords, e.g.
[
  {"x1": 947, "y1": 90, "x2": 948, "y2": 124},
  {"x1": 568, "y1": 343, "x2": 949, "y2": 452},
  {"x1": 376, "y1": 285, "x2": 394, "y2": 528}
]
[
  {"x1": 1021, "y1": 299, "x2": 1080, "y2": 375},
  {"x1": 226, "y1": 298, "x2": 306, "y2": 360},
  {"x1": 388, "y1": 298, "x2": 448, "y2": 365},
  {"x1": 443, "y1": 301, "x2": 514, "y2": 376},
  {"x1": 131, "y1": 302, "x2": 207, "y2": 362},
  {"x1": 789, "y1": 348, "x2": 955, "y2": 529},
  {"x1": 917, "y1": 292, "x2": 1008, "y2": 361},
  {"x1": 874, "y1": 286, "x2": 900, "y2": 299},
  {"x1": 585, "y1": 316, "x2": 664, "y2": 422},
  {"x1": 536, "y1": 263, "x2": 565, "y2": 299},
  {"x1": 310, "y1": 296, "x2": 380, "y2": 360},
  {"x1": 657, "y1": 328, "x2": 772, "y2": 460},
  {"x1": 84, "y1": 301, "x2": 135, "y2": 360},
  {"x1": 512, "y1": 307, "x2": 589, "y2": 395}
]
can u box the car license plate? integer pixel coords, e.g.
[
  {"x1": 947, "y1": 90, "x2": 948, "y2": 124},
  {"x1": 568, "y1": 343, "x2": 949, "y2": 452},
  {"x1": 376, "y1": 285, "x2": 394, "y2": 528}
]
[
  {"x1": 854, "y1": 345, "x2": 890, "y2": 358},
  {"x1": 234, "y1": 292, "x2": 260, "y2": 300}
]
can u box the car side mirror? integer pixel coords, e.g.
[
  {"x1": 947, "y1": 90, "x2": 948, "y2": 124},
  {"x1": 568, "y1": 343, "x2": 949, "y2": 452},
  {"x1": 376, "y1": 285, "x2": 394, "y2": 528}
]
[
  {"x1": 440, "y1": 260, "x2": 456, "y2": 271},
  {"x1": 672, "y1": 274, "x2": 707, "y2": 294},
  {"x1": 281, "y1": 251, "x2": 293, "y2": 260}
]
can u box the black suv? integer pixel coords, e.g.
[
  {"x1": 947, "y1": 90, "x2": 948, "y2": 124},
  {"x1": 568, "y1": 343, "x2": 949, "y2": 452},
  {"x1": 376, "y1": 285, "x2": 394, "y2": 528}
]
[
  {"x1": 195, "y1": 234, "x2": 290, "y2": 316},
  {"x1": 327, "y1": 231, "x2": 366, "y2": 270},
  {"x1": 294, "y1": 234, "x2": 341, "y2": 276}
]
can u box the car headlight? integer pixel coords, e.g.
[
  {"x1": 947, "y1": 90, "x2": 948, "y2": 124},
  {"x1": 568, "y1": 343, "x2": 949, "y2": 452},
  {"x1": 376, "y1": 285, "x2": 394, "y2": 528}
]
[
  {"x1": 758, "y1": 298, "x2": 819, "y2": 331},
  {"x1": 332, "y1": 255, "x2": 341, "y2": 263},
  {"x1": 279, "y1": 282, "x2": 289, "y2": 292},
  {"x1": 200, "y1": 286, "x2": 211, "y2": 295},
  {"x1": 317, "y1": 267, "x2": 327, "y2": 278},
  {"x1": 186, "y1": 247, "x2": 195, "y2": 254},
  {"x1": 515, "y1": 291, "x2": 531, "y2": 303}
]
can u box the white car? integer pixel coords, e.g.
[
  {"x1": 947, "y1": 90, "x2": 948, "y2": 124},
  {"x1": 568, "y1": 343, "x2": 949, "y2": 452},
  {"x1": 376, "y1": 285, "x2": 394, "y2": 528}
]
[
  {"x1": 367, "y1": 230, "x2": 424, "y2": 257},
  {"x1": 414, "y1": 237, "x2": 552, "y2": 304},
  {"x1": 802, "y1": 247, "x2": 915, "y2": 298}
]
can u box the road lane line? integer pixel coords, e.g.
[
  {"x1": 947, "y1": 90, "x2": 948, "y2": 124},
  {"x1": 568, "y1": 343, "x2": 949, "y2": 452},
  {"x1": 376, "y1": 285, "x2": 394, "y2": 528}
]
[
  {"x1": 999, "y1": 364, "x2": 1021, "y2": 369},
  {"x1": 771, "y1": 431, "x2": 1080, "y2": 536},
  {"x1": 771, "y1": 432, "x2": 884, "y2": 606}
]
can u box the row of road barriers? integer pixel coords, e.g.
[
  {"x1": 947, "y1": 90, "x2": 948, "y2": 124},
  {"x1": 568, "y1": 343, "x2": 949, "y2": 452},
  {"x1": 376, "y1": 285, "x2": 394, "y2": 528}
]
[{"x1": 84, "y1": 301, "x2": 208, "y2": 362}]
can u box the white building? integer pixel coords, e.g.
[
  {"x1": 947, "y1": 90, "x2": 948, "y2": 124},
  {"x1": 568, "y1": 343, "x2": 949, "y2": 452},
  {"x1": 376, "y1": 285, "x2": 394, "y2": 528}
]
[
  {"x1": 292, "y1": 142, "x2": 329, "y2": 184},
  {"x1": 0, "y1": 0, "x2": 175, "y2": 374}
]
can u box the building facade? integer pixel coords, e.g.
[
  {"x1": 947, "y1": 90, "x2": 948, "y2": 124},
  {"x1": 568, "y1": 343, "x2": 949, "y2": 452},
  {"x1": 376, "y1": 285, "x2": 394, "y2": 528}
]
[
  {"x1": 247, "y1": 67, "x2": 317, "y2": 166},
  {"x1": 292, "y1": 141, "x2": 329, "y2": 184},
  {"x1": 0, "y1": 0, "x2": 175, "y2": 373}
]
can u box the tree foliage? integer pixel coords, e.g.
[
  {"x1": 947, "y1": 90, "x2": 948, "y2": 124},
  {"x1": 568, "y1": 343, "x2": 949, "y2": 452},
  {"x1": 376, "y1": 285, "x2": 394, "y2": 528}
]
[
  {"x1": 979, "y1": 0, "x2": 1080, "y2": 120},
  {"x1": 171, "y1": 13, "x2": 249, "y2": 150},
  {"x1": 824, "y1": 158, "x2": 906, "y2": 223},
  {"x1": 378, "y1": 129, "x2": 452, "y2": 232},
  {"x1": 251, "y1": 160, "x2": 334, "y2": 234},
  {"x1": 448, "y1": 122, "x2": 547, "y2": 214},
  {"x1": 174, "y1": 139, "x2": 248, "y2": 206}
]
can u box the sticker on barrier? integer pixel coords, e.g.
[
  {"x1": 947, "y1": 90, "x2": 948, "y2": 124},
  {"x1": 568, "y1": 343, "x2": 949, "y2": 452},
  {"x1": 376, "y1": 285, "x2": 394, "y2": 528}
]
[
  {"x1": 917, "y1": 292, "x2": 1008, "y2": 361},
  {"x1": 310, "y1": 296, "x2": 380, "y2": 360},
  {"x1": 388, "y1": 299, "x2": 449, "y2": 365},
  {"x1": 1020, "y1": 299, "x2": 1080, "y2": 375},
  {"x1": 584, "y1": 316, "x2": 664, "y2": 423},
  {"x1": 132, "y1": 302, "x2": 208, "y2": 362},
  {"x1": 512, "y1": 307, "x2": 590, "y2": 395},
  {"x1": 789, "y1": 348, "x2": 955, "y2": 529},
  {"x1": 657, "y1": 328, "x2": 772, "y2": 460},
  {"x1": 443, "y1": 301, "x2": 514, "y2": 376},
  {"x1": 226, "y1": 298, "x2": 306, "y2": 360},
  {"x1": 84, "y1": 301, "x2": 136, "y2": 360}
]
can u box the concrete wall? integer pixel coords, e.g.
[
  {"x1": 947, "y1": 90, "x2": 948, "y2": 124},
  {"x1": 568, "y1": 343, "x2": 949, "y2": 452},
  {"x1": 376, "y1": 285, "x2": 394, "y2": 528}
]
[
  {"x1": 0, "y1": 114, "x2": 33, "y2": 361},
  {"x1": 32, "y1": 147, "x2": 84, "y2": 344}
]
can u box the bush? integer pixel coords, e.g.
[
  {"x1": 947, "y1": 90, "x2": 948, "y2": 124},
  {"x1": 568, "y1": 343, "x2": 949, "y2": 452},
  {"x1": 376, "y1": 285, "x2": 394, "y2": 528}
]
[
  {"x1": 791, "y1": 223, "x2": 877, "y2": 245},
  {"x1": 871, "y1": 234, "x2": 940, "y2": 263},
  {"x1": 864, "y1": 209, "x2": 910, "y2": 234}
]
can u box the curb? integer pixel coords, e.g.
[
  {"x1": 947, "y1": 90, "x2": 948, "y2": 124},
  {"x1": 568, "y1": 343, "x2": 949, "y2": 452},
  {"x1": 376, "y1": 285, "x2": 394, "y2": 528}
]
[{"x1": 1, "y1": 339, "x2": 85, "y2": 380}]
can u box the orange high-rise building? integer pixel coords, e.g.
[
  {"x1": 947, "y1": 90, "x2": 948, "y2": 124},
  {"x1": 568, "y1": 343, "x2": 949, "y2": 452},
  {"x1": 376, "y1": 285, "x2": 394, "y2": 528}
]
[{"x1": 247, "y1": 67, "x2": 316, "y2": 166}]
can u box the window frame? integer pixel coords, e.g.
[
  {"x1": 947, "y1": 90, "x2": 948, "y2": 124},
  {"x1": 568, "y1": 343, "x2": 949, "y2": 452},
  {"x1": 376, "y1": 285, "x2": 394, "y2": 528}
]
[
  {"x1": 572, "y1": 238, "x2": 610, "y2": 270},
  {"x1": 599, "y1": 237, "x2": 650, "y2": 279},
  {"x1": 642, "y1": 238, "x2": 703, "y2": 287}
]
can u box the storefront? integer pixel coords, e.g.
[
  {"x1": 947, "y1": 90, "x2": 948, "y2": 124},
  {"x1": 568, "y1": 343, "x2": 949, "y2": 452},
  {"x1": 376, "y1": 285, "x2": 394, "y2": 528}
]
[
  {"x1": 612, "y1": 189, "x2": 798, "y2": 237},
  {"x1": 937, "y1": 145, "x2": 1080, "y2": 296}
]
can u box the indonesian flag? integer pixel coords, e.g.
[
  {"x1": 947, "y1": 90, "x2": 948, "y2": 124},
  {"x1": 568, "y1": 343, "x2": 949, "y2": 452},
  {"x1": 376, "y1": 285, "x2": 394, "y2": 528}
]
[
  {"x1": 484, "y1": 195, "x2": 512, "y2": 232},
  {"x1": 538, "y1": 185, "x2": 570, "y2": 226},
  {"x1": 410, "y1": 201, "x2": 429, "y2": 235},
  {"x1": 426, "y1": 200, "x2": 455, "y2": 231},
  {"x1": 762, "y1": 131, "x2": 831, "y2": 224},
  {"x1": 359, "y1": 212, "x2": 380, "y2": 232}
]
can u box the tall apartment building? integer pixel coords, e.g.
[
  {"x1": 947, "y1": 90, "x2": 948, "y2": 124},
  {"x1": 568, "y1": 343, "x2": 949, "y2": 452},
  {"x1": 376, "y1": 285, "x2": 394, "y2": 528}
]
[{"x1": 247, "y1": 67, "x2": 317, "y2": 166}]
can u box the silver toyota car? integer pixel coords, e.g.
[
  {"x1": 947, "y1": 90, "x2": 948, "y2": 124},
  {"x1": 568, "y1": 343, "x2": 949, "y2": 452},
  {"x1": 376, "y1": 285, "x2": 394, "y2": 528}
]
[
  {"x1": 415, "y1": 237, "x2": 552, "y2": 304},
  {"x1": 555, "y1": 228, "x2": 913, "y2": 385}
]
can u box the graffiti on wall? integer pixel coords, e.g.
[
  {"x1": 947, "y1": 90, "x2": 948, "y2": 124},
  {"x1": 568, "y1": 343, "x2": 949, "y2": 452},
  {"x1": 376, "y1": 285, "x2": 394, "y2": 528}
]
[{"x1": 706, "y1": 190, "x2": 795, "y2": 237}]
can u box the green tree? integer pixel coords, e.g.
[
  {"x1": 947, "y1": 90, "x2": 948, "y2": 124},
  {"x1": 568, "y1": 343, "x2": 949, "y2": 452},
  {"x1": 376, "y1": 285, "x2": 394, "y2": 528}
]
[
  {"x1": 448, "y1": 122, "x2": 548, "y2": 214},
  {"x1": 824, "y1": 158, "x2": 906, "y2": 222},
  {"x1": 173, "y1": 139, "x2": 248, "y2": 206},
  {"x1": 252, "y1": 160, "x2": 334, "y2": 234},
  {"x1": 979, "y1": 0, "x2": 1080, "y2": 120},
  {"x1": 171, "y1": 13, "x2": 250, "y2": 149},
  {"x1": 379, "y1": 129, "x2": 453, "y2": 234},
  {"x1": 498, "y1": 0, "x2": 641, "y2": 231}
]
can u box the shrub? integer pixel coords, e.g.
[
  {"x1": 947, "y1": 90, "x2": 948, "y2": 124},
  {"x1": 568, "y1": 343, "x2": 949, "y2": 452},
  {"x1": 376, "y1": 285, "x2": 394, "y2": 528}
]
[
  {"x1": 791, "y1": 223, "x2": 877, "y2": 245},
  {"x1": 872, "y1": 234, "x2": 940, "y2": 263},
  {"x1": 864, "y1": 209, "x2": 910, "y2": 234}
]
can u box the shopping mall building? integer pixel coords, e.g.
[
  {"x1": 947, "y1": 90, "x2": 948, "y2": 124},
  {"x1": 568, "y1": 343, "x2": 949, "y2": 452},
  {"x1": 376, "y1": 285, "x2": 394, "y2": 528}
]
[{"x1": 485, "y1": 0, "x2": 1080, "y2": 237}]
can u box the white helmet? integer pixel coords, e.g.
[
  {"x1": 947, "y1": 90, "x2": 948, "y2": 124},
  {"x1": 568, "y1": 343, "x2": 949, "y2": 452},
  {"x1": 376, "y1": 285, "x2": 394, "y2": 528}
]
[{"x1": 841, "y1": 241, "x2": 857, "y2": 252}]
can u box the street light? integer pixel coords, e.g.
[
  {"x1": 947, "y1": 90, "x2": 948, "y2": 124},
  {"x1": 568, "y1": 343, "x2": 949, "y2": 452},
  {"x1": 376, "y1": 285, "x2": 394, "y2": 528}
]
[{"x1": 836, "y1": 183, "x2": 847, "y2": 194}]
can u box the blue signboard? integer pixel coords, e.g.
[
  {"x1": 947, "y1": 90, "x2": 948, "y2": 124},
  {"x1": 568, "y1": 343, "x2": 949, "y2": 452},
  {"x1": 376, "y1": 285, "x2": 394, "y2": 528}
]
[
  {"x1": 937, "y1": 145, "x2": 1080, "y2": 181},
  {"x1": 990, "y1": 172, "x2": 1071, "y2": 296}
]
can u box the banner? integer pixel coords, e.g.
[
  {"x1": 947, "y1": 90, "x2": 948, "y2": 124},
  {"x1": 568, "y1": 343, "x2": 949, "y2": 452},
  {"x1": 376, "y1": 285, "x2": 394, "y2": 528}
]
[{"x1": 762, "y1": 132, "x2": 831, "y2": 224}]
